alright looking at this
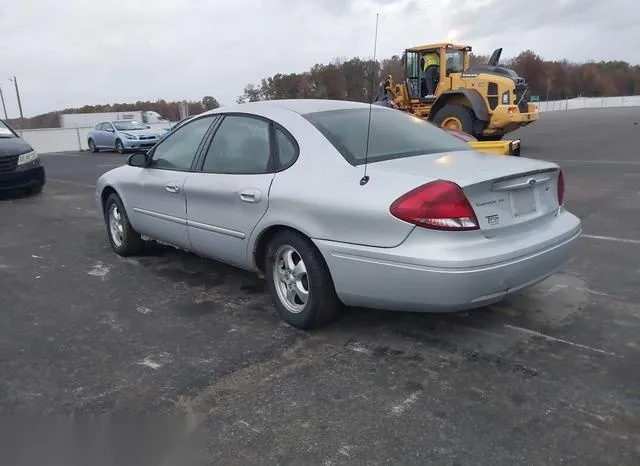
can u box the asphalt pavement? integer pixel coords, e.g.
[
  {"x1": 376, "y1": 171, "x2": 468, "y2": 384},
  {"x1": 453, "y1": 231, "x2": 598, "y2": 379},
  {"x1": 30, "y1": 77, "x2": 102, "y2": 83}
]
[{"x1": 1, "y1": 107, "x2": 640, "y2": 465}]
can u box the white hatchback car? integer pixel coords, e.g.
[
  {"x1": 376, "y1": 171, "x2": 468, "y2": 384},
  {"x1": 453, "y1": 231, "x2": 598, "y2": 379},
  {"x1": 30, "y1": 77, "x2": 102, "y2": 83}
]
[{"x1": 96, "y1": 99, "x2": 581, "y2": 329}]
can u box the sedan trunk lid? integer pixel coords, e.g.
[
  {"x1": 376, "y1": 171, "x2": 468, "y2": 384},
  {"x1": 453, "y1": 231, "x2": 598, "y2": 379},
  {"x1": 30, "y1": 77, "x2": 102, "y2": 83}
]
[{"x1": 368, "y1": 150, "x2": 561, "y2": 237}]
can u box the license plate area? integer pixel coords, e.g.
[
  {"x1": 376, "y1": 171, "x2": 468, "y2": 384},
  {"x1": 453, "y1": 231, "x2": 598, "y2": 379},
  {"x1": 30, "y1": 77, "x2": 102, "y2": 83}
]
[{"x1": 510, "y1": 187, "x2": 536, "y2": 217}]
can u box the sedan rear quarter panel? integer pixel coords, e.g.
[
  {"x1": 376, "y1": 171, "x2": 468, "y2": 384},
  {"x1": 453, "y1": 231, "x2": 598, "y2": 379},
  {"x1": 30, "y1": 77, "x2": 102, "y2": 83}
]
[{"x1": 248, "y1": 109, "x2": 420, "y2": 250}]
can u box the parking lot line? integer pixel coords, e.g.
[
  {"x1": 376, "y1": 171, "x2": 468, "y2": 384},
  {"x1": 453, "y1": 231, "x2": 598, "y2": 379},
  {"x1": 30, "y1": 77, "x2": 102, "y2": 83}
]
[
  {"x1": 551, "y1": 159, "x2": 640, "y2": 166},
  {"x1": 48, "y1": 177, "x2": 96, "y2": 189},
  {"x1": 582, "y1": 234, "x2": 640, "y2": 245},
  {"x1": 503, "y1": 324, "x2": 621, "y2": 358}
]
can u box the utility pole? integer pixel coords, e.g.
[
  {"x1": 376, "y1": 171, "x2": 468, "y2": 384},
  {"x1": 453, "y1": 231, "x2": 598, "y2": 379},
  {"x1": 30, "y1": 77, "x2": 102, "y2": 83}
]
[
  {"x1": 545, "y1": 77, "x2": 551, "y2": 102},
  {"x1": 9, "y1": 76, "x2": 24, "y2": 125},
  {"x1": 0, "y1": 85, "x2": 7, "y2": 120}
]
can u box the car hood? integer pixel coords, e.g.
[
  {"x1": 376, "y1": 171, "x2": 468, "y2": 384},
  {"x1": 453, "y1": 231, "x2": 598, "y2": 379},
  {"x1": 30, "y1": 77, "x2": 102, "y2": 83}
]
[
  {"x1": 121, "y1": 129, "x2": 161, "y2": 137},
  {"x1": 0, "y1": 136, "x2": 33, "y2": 157}
]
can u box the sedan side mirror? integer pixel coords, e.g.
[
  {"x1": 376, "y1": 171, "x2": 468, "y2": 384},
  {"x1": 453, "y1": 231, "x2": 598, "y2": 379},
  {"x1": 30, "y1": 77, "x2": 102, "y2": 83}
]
[{"x1": 128, "y1": 151, "x2": 149, "y2": 167}]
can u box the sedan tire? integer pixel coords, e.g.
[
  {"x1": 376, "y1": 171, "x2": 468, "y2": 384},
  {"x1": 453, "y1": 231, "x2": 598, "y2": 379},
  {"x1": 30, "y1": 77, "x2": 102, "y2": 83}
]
[
  {"x1": 265, "y1": 230, "x2": 341, "y2": 330},
  {"x1": 115, "y1": 139, "x2": 125, "y2": 154},
  {"x1": 28, "y1": 183, "x2": 44, "y2": 196},
  {"x1": 88, "y1": 139, "x2": 98, "y2": 153},
  {"x1": 104, "y1": 193, "x2": 143, "y2": 256}
]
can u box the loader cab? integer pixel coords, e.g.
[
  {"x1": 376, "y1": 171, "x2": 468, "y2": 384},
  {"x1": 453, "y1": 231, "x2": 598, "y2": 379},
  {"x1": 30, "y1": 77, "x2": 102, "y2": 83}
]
[
  {"x1": 402, "y1": 50, "x2": 423, "y2": 101},
  {"x1": 444, "y1": 48, "x2": 467, "y2": 76},
  {"x1": 402, "y1": 43, "x2": 472, "y2": 102}
]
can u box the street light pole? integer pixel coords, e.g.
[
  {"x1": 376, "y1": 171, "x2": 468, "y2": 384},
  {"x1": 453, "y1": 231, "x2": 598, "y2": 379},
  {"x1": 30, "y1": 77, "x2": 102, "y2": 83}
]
[
  {"x1": 9, "y1": 76, "x2": 24, "y2": 125},
  {"x1": 0, "y1": 85, "x2": 8, "y2": 120}
]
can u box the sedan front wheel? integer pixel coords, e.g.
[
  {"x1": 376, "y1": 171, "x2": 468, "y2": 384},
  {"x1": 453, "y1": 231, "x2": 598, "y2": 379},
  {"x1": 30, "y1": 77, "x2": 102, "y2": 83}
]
[
  {"x1": 88, "y1": 139, "x2": 98, "y2": 153},
  {"x1": 105, "y1": 193, "x2": 143, "y2": 256},
  {"x1": 265, "y1": 231, "x2": 341, "y2": 329},
  {"x1": 115, "y1": 139, "x2": 125, "y2": 154}
]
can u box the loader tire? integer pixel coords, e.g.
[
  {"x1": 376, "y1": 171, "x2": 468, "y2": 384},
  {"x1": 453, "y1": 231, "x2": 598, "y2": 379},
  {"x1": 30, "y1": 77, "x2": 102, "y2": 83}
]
[{"x1": 434, "y1": 104, "x2": 477, "y2": 136}]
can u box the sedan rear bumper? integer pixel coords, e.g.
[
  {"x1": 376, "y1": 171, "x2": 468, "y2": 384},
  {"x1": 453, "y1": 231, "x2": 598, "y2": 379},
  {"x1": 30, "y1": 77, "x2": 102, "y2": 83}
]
[{"x1": 314, "y1": 211, "x2": 581, "y2": 312}]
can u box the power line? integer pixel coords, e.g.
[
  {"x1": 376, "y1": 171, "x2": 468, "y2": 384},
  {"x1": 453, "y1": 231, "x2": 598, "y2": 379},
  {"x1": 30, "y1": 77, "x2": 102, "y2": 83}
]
[
  {"x1": 9, "y1": 76, "x2": 24, "y2": 125},
  {"x1": 0, "y1": 85, "x2": 7, "y2": 120}
]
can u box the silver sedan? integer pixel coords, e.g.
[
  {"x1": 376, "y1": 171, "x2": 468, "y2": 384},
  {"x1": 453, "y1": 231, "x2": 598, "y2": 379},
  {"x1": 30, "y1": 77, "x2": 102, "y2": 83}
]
[{"x1": 95, "y1": 99, "x2": 582, "y2": 329}]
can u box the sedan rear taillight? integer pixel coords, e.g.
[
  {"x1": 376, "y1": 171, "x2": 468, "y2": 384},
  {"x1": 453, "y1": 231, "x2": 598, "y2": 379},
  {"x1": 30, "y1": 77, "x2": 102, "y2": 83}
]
[
  {"x1": 557, "y1": 170, "x2": 565, "y2": 206},
  {"x1": 390, "y1": 180, "x2": 479, "y2": 231}
]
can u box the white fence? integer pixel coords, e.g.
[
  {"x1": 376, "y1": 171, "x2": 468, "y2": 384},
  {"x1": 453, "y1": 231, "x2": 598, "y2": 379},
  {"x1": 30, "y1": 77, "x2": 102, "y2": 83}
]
[
  {"x1": 17, "y1": 122, "x2": 172, "y2": 154},
  {"x1": 536, "y1": 95, "x2": 640, "y2": 112},
  {"x1": 15, "y1": 96, "x2": 640, "y2": 154}
]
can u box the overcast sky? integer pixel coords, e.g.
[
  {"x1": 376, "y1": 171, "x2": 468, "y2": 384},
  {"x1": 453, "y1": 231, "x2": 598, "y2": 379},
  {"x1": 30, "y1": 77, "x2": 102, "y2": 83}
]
[{"x1": 1, "y1": 0, "x2": 638, "y2": 117}]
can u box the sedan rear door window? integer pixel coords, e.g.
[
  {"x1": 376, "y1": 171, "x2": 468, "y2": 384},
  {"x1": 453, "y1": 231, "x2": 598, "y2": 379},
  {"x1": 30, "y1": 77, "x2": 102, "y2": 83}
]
[
  {"x1": 303, "y1": 107, "x2": 471, "y2": 166},
  {"x1": 201, "y1": 115, "x2": 272, "y2": 174}
]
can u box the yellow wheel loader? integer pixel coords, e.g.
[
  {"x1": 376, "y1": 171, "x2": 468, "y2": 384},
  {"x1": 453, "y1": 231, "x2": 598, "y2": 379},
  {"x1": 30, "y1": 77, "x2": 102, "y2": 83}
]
[
  {"x1": 374, "y1": 43, "x2": 538, "y2": 145},
  {"x1": 445, "y1": 128, "x2": 521, "y2": 157}
]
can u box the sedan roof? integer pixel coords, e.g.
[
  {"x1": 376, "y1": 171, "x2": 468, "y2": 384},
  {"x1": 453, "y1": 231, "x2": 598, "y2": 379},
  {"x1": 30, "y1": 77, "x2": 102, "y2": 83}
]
[{"x1": 207, "y1": 99, "x2": 372, "y2": 116}]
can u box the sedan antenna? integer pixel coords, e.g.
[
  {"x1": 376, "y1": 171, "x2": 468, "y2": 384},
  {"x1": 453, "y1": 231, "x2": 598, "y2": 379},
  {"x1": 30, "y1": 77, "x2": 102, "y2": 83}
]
[{"x1": 360, "y1": 13, "x2": 380, "y2": 187}]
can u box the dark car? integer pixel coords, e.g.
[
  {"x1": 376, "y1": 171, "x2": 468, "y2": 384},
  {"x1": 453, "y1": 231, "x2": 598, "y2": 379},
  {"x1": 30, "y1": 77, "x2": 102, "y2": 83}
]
[{"x1": 0, "y1": 119, "x2": 45, "y2": 194}]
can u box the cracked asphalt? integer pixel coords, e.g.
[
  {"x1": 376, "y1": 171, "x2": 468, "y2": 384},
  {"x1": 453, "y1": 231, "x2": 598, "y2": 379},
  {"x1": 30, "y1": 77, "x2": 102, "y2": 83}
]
[{"x1": 1, "y1": 108, "x2": 640, "y2": 465}]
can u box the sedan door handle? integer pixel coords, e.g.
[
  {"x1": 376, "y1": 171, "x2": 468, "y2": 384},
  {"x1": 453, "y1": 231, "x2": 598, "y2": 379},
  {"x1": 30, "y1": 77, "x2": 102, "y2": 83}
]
[
  {"x1": 165, "y1": 183, "x2": 180, "y2": 193},
  {"x1": 238, "y1": 189, "x2": 262, "y2": 203}
]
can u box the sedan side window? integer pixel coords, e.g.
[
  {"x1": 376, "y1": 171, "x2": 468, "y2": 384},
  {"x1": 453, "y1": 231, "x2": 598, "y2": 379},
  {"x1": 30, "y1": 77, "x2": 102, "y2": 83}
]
[
  {"x1": 274, "y1": 125, "x2": 299, "y2": 169},
  {"x1": 150, "y1": 116, "x2": 216, "y2": 171},
  {"x1": 201, "y1": 115, "x2": 272, "y2": 174}
]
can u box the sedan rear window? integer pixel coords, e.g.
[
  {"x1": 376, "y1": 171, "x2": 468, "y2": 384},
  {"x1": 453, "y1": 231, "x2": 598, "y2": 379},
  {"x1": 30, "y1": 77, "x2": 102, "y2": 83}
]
[{"x1": 303, "y1": 107, "x2": 471, "y2": 165}]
